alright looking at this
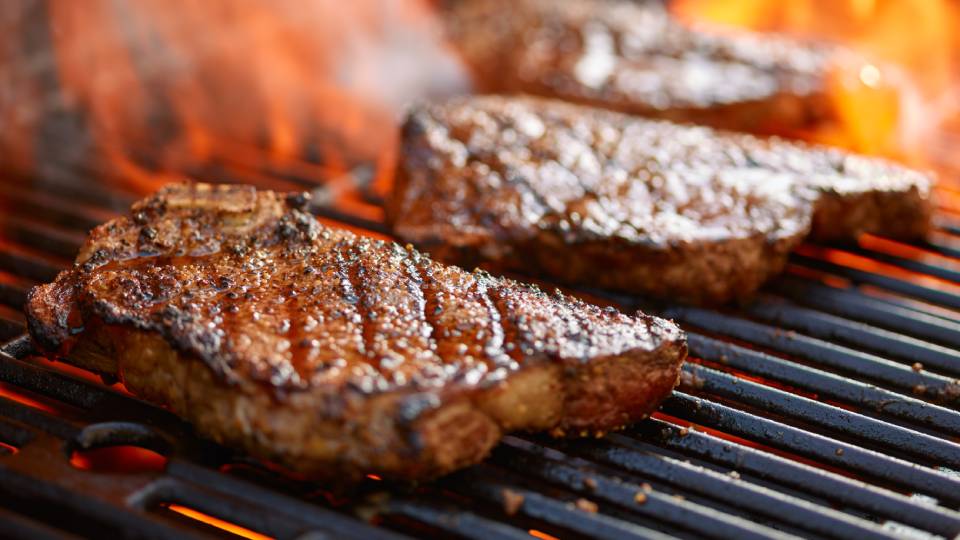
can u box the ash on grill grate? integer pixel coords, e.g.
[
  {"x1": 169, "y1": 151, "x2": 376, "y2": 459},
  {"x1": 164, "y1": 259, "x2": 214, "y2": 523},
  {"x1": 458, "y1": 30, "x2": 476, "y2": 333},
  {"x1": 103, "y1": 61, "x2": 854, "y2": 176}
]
[{"x1": 2, "y1": 165, "x2": 960, "y2": 540}]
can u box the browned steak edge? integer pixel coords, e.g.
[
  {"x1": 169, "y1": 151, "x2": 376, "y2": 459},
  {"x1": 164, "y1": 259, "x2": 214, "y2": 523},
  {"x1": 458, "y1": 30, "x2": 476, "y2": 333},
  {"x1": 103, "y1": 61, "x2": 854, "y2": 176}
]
[
  {"x1": 412, "y1": 231, "x2": 804, "y2": 307},
  {"x1": 24, "y1": 224, "x2": 687, "y2": 481},
  {"x1": 810, "y1": 184, "x2": 933, "y2": 242}
]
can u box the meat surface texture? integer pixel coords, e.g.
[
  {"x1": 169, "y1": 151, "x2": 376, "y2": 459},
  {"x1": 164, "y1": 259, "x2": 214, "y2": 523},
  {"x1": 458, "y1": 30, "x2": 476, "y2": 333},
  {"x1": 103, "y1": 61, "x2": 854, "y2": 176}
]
[
  {"x1": 387, "y1": 96, "x2": 933, "y2": 304},
  {"x1": 443, "y1": 0, "x2": 855, "y2": 136},
  {"x1": 25, "y1": 183, "x2": 687, "y2": 480}
]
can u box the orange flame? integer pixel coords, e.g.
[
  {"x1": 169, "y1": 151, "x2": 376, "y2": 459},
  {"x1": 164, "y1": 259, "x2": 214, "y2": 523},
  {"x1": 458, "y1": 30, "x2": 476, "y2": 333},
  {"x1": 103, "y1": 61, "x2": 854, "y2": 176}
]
[
  {"x1": 672, "y1": 0, "x2": 960, "y2": 170},
  {"x1": 4, "y1": 0, "x2": 467, "y2": 195}
]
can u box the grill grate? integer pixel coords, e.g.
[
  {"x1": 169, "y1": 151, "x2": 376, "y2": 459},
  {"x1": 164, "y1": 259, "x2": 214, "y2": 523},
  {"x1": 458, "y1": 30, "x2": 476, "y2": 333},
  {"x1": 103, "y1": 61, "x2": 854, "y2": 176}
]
[{"x1": 1, "y1": 162, "x2": 960, "y2": 540}]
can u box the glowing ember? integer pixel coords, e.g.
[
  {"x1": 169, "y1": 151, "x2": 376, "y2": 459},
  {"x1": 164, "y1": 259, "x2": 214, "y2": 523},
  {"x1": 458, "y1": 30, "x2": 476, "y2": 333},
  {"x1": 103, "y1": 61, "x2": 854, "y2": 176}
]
[
  {"x1": 69, "y1": 445, "x2": 168, "y2": 473},
  {"x1": 0, "y1": 382, "x2": 59, "y2": 414},
  {"x1": 166, "y1": 504, "x2": 273, "y2": 540}
]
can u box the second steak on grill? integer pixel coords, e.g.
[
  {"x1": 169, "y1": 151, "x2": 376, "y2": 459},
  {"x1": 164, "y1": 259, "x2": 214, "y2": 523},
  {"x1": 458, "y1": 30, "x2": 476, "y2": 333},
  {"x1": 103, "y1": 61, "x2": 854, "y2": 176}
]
[{"x1": 387, "y1": 96, "x2": 933, "y2": 305}]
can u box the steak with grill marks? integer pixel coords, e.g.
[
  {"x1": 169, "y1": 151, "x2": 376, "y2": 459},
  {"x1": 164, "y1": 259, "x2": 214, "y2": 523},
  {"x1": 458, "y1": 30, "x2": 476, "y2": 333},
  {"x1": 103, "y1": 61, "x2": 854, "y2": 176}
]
[
  {"x1": 25, "y1": 183, "x2": 686, "y2": 480},
  {"x1": 387, "y1": 96, "x2": 933, "y2": 305},
  {"x1": 442, "y1": 0, "x2": 857, "y2": 136}
]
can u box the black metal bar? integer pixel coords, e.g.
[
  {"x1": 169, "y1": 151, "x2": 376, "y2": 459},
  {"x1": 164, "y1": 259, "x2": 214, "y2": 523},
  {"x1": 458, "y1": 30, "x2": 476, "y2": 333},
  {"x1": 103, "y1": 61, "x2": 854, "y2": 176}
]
[
  {"x1": 0, "y1": 249, "x2": 61, "y2": 283},
  {"x1": 0, "y1": 313, "x2": 24, "y2": 342},
  {"x1": 164, "y1": 461, "x2": 405, "y2": 540},
  {"x1": 687, "y1": 334, "x2": 960, "y2": 437},
  {"x1": 138, "y1": 479, "x2": 307, "y2": 540},
  {"x1": 0, "y1": 352, "x2": 106, "y2": 410},
  {"x1": 743, "y1": 296, "x2": 960, "y2": 377},
  {"x1": 553, "y1": 434, "x2": 899, "y2": 540},
  {"x1": 379, "y1": 498, "x2": 531, "y2": 540},
  {"x1": 662, "y1": 392, "x2": 960, "y2": 505},
  {"x1": 6, "y1": 167, "x2": 139, "y2": 211},
  {"x1": 548, "y1": 433, "x2": 891, "y2": 538},
  {"x1": 790, "y1": 253, "x2": 960, "y2": 310},
  {"x1": 0, "y1": 335, "x2": 35, "y2": 359},
  {"x1": 919, "y1": 238, "x2": 960, "y2": 260},
  {"x1": 0, "y1": 506, "x2": 83, "y2": 540},
  {"x1": 935, "y1": 222, "x2": 960, "y2": 237},
  {"x1": 0, "y1": 186, "x2": 108, "y2": 232},
  {"x1": 0, "y1": 216, "x2": 85, "y2": 260},
  {"x1": 0, "y1": 273, "x2": 32, "y2": 311},
  {"x1": 495, "y1": 437, "x2": 816, "y2": 540},
  {"x1": 844, "y1": 246, "x2": 960, "y2": 283},
  {"x1": 0, "y1": 418, "x2": 34, "y2": 449},
  {"x1": 447, "y1": 469, "x2": 679, "y2": 540},
  {"x1": 770, "y1": 278, "x2": 960, "y2": 349},
  {"x1": 0, "y1": 466, "x2": 201, "y2": 540},
  {"x1": 682, "y1": 363, "x2": 960, "y2": 467},
  {"x1": 630, "y1": 419, "x2": 960, "y2": 538},
  {"x1": 0, "y1": 398, "x2": 78, "y2": 440},
  {"x1": 665, "y1": 307, "x2": 960, "y2": 404}
]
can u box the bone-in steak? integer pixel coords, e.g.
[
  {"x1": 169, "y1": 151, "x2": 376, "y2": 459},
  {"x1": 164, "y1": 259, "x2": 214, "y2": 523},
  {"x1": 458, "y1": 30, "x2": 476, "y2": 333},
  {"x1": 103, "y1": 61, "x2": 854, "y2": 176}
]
[
  {"x1": 387, "y1": 96, "x2": 932, "y2": 304},
  {"x1": 443, "y1": 0, "x2": 856, "y2": 136},
  {"x1": 25, "y1": 183, "x2": 686, "y2": 480}
]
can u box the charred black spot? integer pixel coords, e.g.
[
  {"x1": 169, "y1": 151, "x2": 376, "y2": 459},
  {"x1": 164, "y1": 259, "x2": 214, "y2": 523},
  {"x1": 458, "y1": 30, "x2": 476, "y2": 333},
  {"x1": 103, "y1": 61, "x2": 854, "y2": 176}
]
[
  {"x1": 285, "y1": 191, "x2": 311, "y2": 209},
  {"x1": 81, "y1": 249, "x2": 112, "y2": 272}
]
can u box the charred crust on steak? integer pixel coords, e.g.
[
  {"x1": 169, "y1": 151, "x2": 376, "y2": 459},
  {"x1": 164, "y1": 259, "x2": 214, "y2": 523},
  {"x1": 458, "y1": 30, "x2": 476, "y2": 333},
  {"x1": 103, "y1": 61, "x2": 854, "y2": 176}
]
[{"x1": 25, "y1": 182, "x2": 687, "y2": 480}]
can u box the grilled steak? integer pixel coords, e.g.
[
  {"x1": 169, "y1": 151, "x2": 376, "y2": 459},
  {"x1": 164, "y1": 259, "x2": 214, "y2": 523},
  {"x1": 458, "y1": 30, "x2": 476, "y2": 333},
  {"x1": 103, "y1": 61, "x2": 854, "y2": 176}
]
[
  {"x1": 25, "y1": 183, "x2": 686, "y2": 480},
  {"x1": 387, "y1": 96, "x2": 933, "y2": 304},
  {"x1": 443, "y1": 0, "x2": 854, "y2": 136}
]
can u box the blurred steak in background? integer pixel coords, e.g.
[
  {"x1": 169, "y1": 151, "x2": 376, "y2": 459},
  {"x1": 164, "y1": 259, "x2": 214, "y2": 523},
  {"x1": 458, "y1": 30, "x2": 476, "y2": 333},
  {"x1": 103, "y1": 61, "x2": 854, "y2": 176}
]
[{"x1": 441, "y1": 0, "x2": 873, "y2": 139}]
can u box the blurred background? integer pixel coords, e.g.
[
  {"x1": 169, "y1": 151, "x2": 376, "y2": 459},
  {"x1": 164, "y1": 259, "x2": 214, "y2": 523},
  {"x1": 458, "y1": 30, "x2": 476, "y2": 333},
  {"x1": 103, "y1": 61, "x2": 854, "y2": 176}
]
[{"x1": 0, "y1": 0, "x2": 958, "y2": 197}]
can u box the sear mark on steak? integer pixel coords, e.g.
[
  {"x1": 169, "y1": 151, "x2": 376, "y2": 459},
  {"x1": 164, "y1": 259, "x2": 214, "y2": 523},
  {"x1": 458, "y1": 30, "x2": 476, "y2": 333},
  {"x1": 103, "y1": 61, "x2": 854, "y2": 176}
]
[
  {"x1": 442, "y1": 0, "x2": 865, "y2": 136},
  {"x1": 25, "y1": 182, "x2": 687, "y2": 481},
  {"x1": 387, "y1": 96, "x2": 933, "y2": 305}
]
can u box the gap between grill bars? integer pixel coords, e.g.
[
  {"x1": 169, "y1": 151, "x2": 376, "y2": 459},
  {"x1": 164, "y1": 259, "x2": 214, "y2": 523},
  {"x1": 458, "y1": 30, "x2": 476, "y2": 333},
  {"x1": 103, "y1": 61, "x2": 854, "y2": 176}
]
[{"x1": 1, "y1": 162, "x2": 960, "y2": 540}]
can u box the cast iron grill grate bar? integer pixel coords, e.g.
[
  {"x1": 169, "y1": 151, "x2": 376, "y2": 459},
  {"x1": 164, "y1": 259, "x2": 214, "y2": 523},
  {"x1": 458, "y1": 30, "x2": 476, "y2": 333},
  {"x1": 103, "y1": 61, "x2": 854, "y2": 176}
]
[
  {"x1": 661, "y1": 393, "x2": 960, "y2": 505},
  {"x1": 742, "y1": 295, "x2": 960, "y2": 376},
  {"x1": 663, "y1": 305, "x2": 960, "y2": 404},
  {"x1": 841, "y1": 244, "x2": 960, "y2": 283},
  {"x1": 680, "y1": 364, "x2": 960, "y2": 466},
  {"x1": 684, "y1": 333, "x2": 960, "y2": 436},
  {"x1": 767, "y1": 277, "x2": 960, "y2": 349},
  {"x1": 789, "y1": 253, "x2": 960, "y2": 310},
  {"x1": 488, "y1": 437, "x2": 889, "y2": 540},
  {"x1": 627, "y1": 419, "x2": 960, "y2": 538},
  {"x1": 486, "y1": 439, "x2": 789, "y2": 540},
  {"x1": 1, "y1": 171, "x2": 960, "y2": 539}
]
